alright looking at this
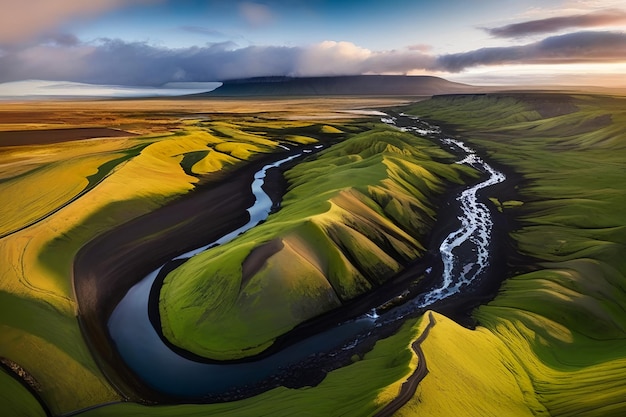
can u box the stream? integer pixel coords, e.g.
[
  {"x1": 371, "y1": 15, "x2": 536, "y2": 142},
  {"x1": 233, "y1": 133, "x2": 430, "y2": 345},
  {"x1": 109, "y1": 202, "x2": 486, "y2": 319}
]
[{"x1": 107, "y1": 114, "x2": 506, "y2": 399}]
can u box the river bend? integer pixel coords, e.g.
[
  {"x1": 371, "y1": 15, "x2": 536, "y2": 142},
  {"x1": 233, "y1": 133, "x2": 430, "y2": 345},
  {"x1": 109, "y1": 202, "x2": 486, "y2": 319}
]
[{"x1": 107, "y1": 115, "x2": 506, "y2": 399}]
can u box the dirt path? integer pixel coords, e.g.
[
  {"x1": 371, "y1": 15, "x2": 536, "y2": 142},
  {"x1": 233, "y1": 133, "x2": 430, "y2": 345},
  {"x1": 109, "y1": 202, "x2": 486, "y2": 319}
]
[{"x1": 373, "y1": 312, "x2": 436, "y2": 417}]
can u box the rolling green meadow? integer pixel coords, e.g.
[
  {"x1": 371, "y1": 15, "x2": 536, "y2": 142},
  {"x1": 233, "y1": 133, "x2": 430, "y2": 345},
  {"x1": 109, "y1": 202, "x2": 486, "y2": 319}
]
[
  {"x1": 397, "y1": 93, "x2": 626, "y2": 416},
  {"x1": 2, "y1": 92, "x2": 626, "y2": 417}
]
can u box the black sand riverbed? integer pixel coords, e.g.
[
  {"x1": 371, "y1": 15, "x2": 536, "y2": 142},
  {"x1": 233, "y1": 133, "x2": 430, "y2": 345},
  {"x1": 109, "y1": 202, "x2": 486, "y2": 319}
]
[{"x1": 73, "y1": 122, "x2": 525, "y2": 404}]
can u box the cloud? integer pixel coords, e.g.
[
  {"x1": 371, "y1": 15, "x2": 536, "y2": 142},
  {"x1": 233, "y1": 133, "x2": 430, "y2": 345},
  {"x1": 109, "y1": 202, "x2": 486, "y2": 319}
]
[
  {"x1": 295, "y1": 41, "x2": 372, "y2": 76},
  {"x1": 238, "y1": 2, "x2": 274, "y2": 27},
  {"x1": 1, "y1": 31, "x2": 624, "y2": 86},
  {"x1": 0, "y1": 38, "x2": 436, "y2": 86},
  {"x1": 446, "y1": 64, "x2": 626, "y2": 88},
  {"x1": 0, "y1": 0, "x2": 158, "y2": 44},
  {"x1": 0, "y1": 79, "x2": 222, "y2": 98},
  {"x1": 485, "y1": 9, "x2": 626, "y2": 38},
  {"x1": 43, "y1": 32, "x2": 81, "y2": 47},
  {"x1": 292, "y1": 41, "x2": 436, "y2": 77},
  {"x1": 407, "y1": 44, "x2": 433, "y2": 52},
  {"x1": 438, "y1": 31, "x2": 626, "y2": 72}
]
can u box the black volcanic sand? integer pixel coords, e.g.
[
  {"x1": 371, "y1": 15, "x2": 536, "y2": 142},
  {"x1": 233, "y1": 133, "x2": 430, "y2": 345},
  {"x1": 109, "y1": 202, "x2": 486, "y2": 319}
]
[
  {"x1": 73, "y1": 123, "x2": 526, "y2": 404},
  {"x1": 74, "y1": 153, "x2": 272, "y2": 402},
  {"x1": 391, "y1": 111, "x2": 532, "y2": 327},
  {"x1": 74, "y1": 147, "x2": 337, "y2": 402}
]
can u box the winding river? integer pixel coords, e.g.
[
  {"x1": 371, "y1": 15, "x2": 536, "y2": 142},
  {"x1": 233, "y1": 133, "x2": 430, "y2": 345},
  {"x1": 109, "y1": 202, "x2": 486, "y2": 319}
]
[
  {"x1": 107, "y1": 114, "x2": 506, "y2": 399},
  {"x1": 381, "y1": 114, "x2": 506, "y2": 313}
]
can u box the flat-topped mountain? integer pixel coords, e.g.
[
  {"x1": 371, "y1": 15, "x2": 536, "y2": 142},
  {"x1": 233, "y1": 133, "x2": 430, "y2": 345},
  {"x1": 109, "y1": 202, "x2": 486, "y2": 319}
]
[{"x1": 204, "y1": 75, "x2": 476, "y2": 97}]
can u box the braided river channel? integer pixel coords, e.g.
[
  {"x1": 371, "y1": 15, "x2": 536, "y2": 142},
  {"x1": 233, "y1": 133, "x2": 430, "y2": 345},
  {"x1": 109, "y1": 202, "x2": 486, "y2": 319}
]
[{"x1": 107, "y1": 114, "x2": 506, "y2": 399}]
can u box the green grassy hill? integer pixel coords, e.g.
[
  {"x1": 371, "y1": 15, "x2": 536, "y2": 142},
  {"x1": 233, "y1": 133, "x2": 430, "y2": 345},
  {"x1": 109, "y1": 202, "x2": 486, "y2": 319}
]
[
  {"x1": 159, "y1": 125, "x2": 476, "y2": 360},
  {"x1": 5, "y1": 92, "x2": 625, "y2": 417},
  {"x1": 398, "y1": 92, "x2": 626, "y2": 416}
]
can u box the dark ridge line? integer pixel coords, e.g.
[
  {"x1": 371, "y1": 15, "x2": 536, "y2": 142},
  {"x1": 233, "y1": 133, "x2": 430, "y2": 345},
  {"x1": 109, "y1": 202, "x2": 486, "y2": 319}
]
[
  {"x1": 373, "y1": 311, "x2": 436, "y2": 417},
  {"x1": 0, "y1": 358, "x2": 52, "y2": 417}
]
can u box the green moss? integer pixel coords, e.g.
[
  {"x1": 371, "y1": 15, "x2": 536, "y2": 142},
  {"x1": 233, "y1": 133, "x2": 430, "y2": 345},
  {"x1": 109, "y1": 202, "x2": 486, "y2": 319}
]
[
  {"x1": 159, "y1": 125, "x2": 472, "y2": 360},
  {"x1": 407, "y1": 92, "x2": 626, "y2": 416}
]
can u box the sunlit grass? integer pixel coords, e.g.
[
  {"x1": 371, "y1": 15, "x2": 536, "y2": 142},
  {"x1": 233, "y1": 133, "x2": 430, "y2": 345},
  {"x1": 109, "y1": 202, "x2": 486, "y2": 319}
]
[
  {"x1": 397, "y1": 312, "x2": 545, "y2": 417},
  {"x1": 0, "y1": 115, "x2": 364, "y2": 414},
  {"x1": 0, "y1": 137, "x2": 144, "y2": 237},
  {"x1": 402, "y1": 92, "x2": 626, "y2": 416},
  {"x1": 160, "y1": 125, "x2": 473, "y2": 360}
]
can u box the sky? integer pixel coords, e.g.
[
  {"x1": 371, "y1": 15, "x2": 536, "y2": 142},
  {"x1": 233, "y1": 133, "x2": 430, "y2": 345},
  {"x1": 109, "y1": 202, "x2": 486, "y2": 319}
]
[{"x1": 1, "y1": 0, "x2": 625, "y2": 96}]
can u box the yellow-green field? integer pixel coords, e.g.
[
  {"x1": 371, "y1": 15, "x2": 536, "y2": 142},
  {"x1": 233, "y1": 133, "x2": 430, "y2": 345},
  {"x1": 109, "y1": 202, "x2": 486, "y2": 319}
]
[
  {"x1": 2, "y1": 93, "x2": 625, "y2": 417},
  {"x1": 0, "y1": 97, "x2": 415, "y2": 415},
  {"x1": 398, "y1": 93, "x2": 626, "y2": 416},
  {"x1": 160, "y1": 125, "x2": 475, "y2": 360}
]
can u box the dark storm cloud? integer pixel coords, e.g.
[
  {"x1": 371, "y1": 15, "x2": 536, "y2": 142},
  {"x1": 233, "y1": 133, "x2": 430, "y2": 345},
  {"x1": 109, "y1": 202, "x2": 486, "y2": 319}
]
[
  {"x1": 82, "y1": 40, "x2": 301, "y2": 85},
  {"x1": 438, "y1": 31, "x2": 626, "y2": 72},
  {"x1": 485, "y1": 9, "x2": 626, "y2": 38}
]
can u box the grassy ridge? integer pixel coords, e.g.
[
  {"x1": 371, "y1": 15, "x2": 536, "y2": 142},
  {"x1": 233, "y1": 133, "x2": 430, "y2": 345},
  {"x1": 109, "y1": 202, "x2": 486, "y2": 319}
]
[
  {"x1": 400, "y1": 93, "x2": 626, "y2": 416},
  {"x1": 0, "y1": 118, "x2": 347, "y2": 414},
  {"x1": 160, "y1": 125, "x2": 475, "y2": 360},
  {"x1": 0, "y1": 137, "x2": 144, "y2": 237},
  {"x1": 0, "y1": 368, "x2": 47, "y2": 417},
  {"x1": 396, "y1": 312, "x2": 545, "y2": 417}
]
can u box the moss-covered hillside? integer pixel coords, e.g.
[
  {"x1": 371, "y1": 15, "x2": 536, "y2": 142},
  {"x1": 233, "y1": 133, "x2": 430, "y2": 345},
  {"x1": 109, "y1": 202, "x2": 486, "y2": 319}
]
[
  {"x1": 398, "y1": 93, "x2": 626, "y2": 416},
  {"x1": 159, "y1": 126, "x2": 476, "y2": 360},
  {"x1": 0, "y1": 115, "x2": 352, "y2": 415}
]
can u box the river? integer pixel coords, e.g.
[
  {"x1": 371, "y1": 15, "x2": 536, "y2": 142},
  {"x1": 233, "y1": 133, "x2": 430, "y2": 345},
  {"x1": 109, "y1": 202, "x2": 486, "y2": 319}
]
[{"x1": 107, "y1": 114, "x2": 506, "y2": 399}]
